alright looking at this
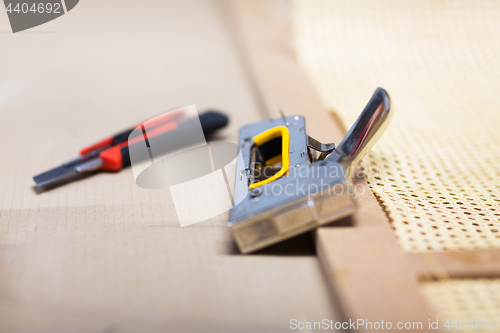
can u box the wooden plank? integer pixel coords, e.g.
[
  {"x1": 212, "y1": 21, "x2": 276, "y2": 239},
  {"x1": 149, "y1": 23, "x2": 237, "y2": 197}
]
[
  {"x1": 411, "y1": 251, "x2": 500, "y2": 279},
  {"x1": 316, "y1": 226, "x2": 436, "y2": 327}
]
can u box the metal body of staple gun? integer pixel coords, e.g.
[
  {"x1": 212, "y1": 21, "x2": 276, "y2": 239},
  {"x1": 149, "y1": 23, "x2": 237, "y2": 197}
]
[{"x1": 228, "y1": 88, "x2": 392, "y2": 253}]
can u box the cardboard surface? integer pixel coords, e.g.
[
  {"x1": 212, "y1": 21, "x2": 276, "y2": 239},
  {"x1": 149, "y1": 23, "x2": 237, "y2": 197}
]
[{"x1": 0, "y1": 1, "x2": 339, "y2": 332}]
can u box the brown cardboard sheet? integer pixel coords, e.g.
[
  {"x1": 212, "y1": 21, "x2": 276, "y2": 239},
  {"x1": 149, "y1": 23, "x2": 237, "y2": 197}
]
[{"x1": 0, "y1": 1, "x2": 339, "y2": 332}]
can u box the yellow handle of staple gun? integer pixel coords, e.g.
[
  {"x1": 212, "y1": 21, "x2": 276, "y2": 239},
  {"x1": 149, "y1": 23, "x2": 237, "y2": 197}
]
[{"x1": 249, "y1": 126, "x2": 290, "y2": 189}]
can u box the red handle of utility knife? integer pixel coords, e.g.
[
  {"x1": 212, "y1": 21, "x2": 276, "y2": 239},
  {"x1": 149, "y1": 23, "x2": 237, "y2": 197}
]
[
  {"x1": 79, "y1": 110, "x2": 186, "y2": 156},
  {"x1": 98, "y1": 121, "x2": 179, "y2": 171}
]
